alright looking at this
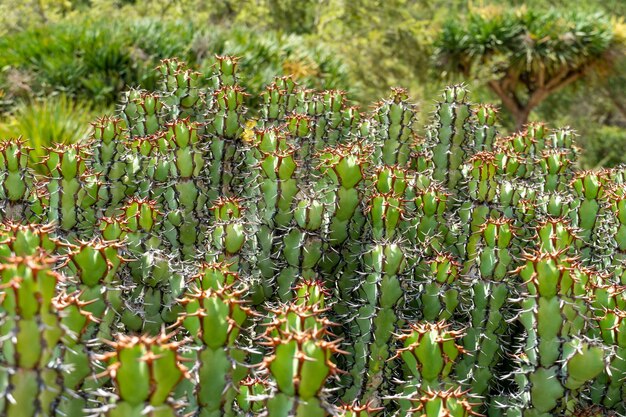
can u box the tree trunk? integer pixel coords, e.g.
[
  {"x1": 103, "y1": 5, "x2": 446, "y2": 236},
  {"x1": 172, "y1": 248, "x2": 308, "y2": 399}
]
[
  {"x1": 487, "y1": 80, "x2": 529, "y2": 132},
  {"x1": 488, "y1": 72, "x2": 583, "y2": 132},
  {"x1": 513, "y1": 107, "x2": 532, "y2": 131}
]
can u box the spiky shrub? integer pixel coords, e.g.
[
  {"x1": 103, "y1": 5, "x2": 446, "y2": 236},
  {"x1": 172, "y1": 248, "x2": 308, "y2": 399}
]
[{"x1": 2, "y1": 57, "x2": 626, "y2": 417}]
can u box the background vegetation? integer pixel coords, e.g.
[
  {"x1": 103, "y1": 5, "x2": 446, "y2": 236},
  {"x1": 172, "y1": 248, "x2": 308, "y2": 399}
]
[{"x1": 0, "y1": 0, "x2": 624, "y2": 168}]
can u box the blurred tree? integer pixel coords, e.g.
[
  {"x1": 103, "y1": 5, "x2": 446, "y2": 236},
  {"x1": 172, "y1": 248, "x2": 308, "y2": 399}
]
[
  {"x1": 234, "y1": 0, "x2": 325, "y2": 34},
  {"x1": 317, "y1": 0, "x2": 444, "y2": 104},
  {"x1": 435, "y1": 7, "x2": 623, "y2": 129},
  {"x1": 602, "y1": 19, "x2": 626, "y2": 120}
]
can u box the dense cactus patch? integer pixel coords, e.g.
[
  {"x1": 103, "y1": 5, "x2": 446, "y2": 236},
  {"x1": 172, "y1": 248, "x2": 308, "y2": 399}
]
[{"x1": 1, "y1": 57, "x2": 626, "y2": 417}]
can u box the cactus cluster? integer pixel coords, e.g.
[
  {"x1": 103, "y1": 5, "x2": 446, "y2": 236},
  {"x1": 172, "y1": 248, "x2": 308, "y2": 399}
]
[{"x1": 1, "y1": 57, "x2": 626, "y2": 417}]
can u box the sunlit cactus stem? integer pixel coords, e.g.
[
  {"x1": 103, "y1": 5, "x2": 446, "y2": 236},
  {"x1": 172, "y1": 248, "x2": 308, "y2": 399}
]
[
  {"x1": 510, "y1": 250, "x2": 606, "y2": 416},
  {"x1": 470, "y1": 104, "x2": 498, "y2": 152},
  {"x1": 589, "y1": 284, "x2": 626, "y2": 412},
  {"x1": 456, "y1": 217, "x2": 517, "y2": 400},
  {"x1": 430, "y1": 85, "x2": 473, "y2": 193},
  {"x1": 97, "y1": 332, "x2": 189, "y2": 417},
  {"x1": 206, "y1": 197, "x2": 248, "y2": 269},
  {"x1": 370, "y1": 88, "x2": 416, "y2": 166},
  {"x1": 261, "y1": 302, "x2": 346, "y2": 417},
  {"x1": 180, "y1": 263, "x2": 250, "y2": 417},
  {"x1": 414, "y1": 252, "x2": 462, "y2": 322},
  {"x1": 276, "y1": 195, "x2": 326, "y2": 301},
  {"x1": 205, "y1": 84, "x2": 249, "y2": 201},
  {"x1": 346, "y1": 190, "x2": 408, "y2": 404},
  {"x1": 40, "y1": 143, "x2": 101, "y2": 236},
  {"x1": 0, "y1": 254, "x2": 64, "y2": 417},
  {"x1": 0, "y1": 139, "x2": 37, "y2": 222},
  {"x1": 392, "y1": 321, "x2": 467, "y2": 414},
  {"x1": 317, "y1": 142, "x2": 370, "y2": 293},
  {"x1": 91, "y1": 116, "x2": 127, "y2": 214},
  {"x1": 100, "y1": 198, "x2": 184, "y2": 334},
  {"x1": 157, "y1": 58, "x2": 203, "y2": 118},
  {"x1": 405, "y1": 388, "x2": 482, "y2": 417}
]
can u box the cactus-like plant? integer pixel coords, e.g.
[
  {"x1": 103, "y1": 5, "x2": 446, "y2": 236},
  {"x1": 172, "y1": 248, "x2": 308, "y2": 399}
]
[{"x1": 2, "y1": 57, "x2": 626, "y2": 417}]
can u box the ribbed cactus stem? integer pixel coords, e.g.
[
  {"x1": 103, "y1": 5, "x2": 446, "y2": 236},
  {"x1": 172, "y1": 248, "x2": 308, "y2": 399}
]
[
  {"x1": 370, "y1": 88, "x2": 416, "y2": 166},
  {"x1": 511, "y1": 250, "x2": 605, "y2": 416},
  {"x1": 207, "y1": 197, "x2": 248, "y2": 266},
  {"x1": 277, "y1": 197, "x2": 326, "y2": 301},
  {"x1": 40, "y1": 144, "x2": 100, "y2": 235},
  {"x1": 98, "y1": 332, "x2": 189, "y2": 417},
  {"x1": 122, "y1": 91, "x2": 165, "y2": 138},
  {"x1": 157, "y1": 58, "x2": 202, "y2": 117},
  {"x1": 318, "y1": 143, "x2": 370, "y2": 296},
  {"x1": 470, "y1": 104, "x2": 498, "y2": 152},
  {"x1": 0, "y1": 222, "x2": 63, "y2": 259},
  {"x1": 206, "y1": 85, "x2": 248, "y2": 202},
  {"x1": 237, "y1": 376, "x2": 271, "y2": 415},
  {"x1": 337, "y1": 401, "x2": 383, "y2": 417},
  {"x1": 570, "y1": 171, "x2": 606, "y2": 262},
  {"x1": 285, "y1": 113, "x2": 317, "y2": 177},
  {"x1": 101, "y1": 198, "x2": 183, "y2": 333},
  {"x1": 430, "y1": 85, "x2": 472, "y2": 192},
  {"x1": 91, "y1": 116, "x2": 127, "y2": 214},
  {"x1": 406, "y1": 388, "x2": 482, "y2": 417},
  {"x1": 346, "y1": 190, "x2": 407, "y2": 404},
  {"x1": 55, "y1": 291, "x2": 105, "y2": 417},
  {"x1": 320, "y1": 89, "x2": 347, "y2": 146},
  {"x1": 589, "y1": 284, "x2": 626, "y2": 412},
  {"x1": 260, "y1": 76, "x2": 299, "y2": 123},
  {"x1": 181, "y1": 264, "x2": 250, "y2": 417},
  {"x1": 393, "y1": 322, "x2": 466, "y2": 414},
  {"x1": 261, "y1": 302, "x2": 345, "y2": 417},
  {"x1": 62, "y1": 238, "x2": 125, "y2": 340},
  {"x1": 537, "y1": 149, "x2": 573, "y2": 193},
  {"x1": 415, "y1": 252, "x2": 462, "y2": 322},
  {"x1": 211, "y1": 55, "x2": 239, "y2": 89},
  {"x1": 245, "y1": 127, "x2": 301, "y2": 301},
  {"x1": 455, "y1": 151, "x2": 500, "y2": 258},
  {"x1": 410, "y1": 184, "x2": 449, "y2": 254},
  {"x1": 0, "y1": 254, "x2": 63, "y2": 417},
  {"x1": 0, "y1": 139, "x2": 36, "y2": 222},
  {"x1": 159, "y1": 118, "x2": 207, "y2": 259},
  {"x1": 600, "y1": 185, "x2": 626, "y2": 284},
  {"x1": 457, "y1": 217, "x2": 516, "y2": 398}
]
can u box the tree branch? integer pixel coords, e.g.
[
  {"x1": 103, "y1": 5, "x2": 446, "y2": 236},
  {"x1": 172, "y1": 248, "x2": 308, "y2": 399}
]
[
  {"x1": 527, "y1": 88, "x2": 549, "y2": 112},
  {"x1": 604, "y1": 85, "x2": 626, "y2": 120},
  {"x1": 544, "y1": 67, "x2": 585, "y2": 93},
  {"x1": 488, "y1": 79, "x2": 529, "y2": 129},
  {"x1": 488, "y1": 79, "x2": 523, "y2": 113}
]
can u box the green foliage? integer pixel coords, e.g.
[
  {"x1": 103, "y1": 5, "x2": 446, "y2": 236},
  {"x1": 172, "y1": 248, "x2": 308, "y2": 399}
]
[
  {"x1": 235, "y1": 0, "x2": 322, "y2": 34},
  {"x1": 578, "y1": 125, "x2": 626, "y2": 168},
  {"x1": 0, "y1": 95, "x2": 101, "y2": 162},
  {"x1": 315, "y1": 0, "x2": 444, "y2": 106},
  {"x1": 0, "y1": 18, "x2": 348, "y2": 111}
]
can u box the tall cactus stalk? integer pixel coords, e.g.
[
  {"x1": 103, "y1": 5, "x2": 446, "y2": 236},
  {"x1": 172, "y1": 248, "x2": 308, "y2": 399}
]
[
  {"x1": 0, "y1": 139, "x2": 37, "y2": 222},
  {"x1": 0, "y1": 254, "x2": 63, "y2": 417},
  {"x1": 393, "y1": 321, "x2": 467, "y2": 414},
  {"x1": 180, "y1": 263, "x2": 250, "y2": 417},
  {"x1": 97, "y1": 332, "x2": 189, "y2": 417},
  {"x1": 261, "y1": 301, "x2": 345, "y2": 417},
  {"x1": 509, "y1": 250, "x2": 606, "y2": 416}
]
